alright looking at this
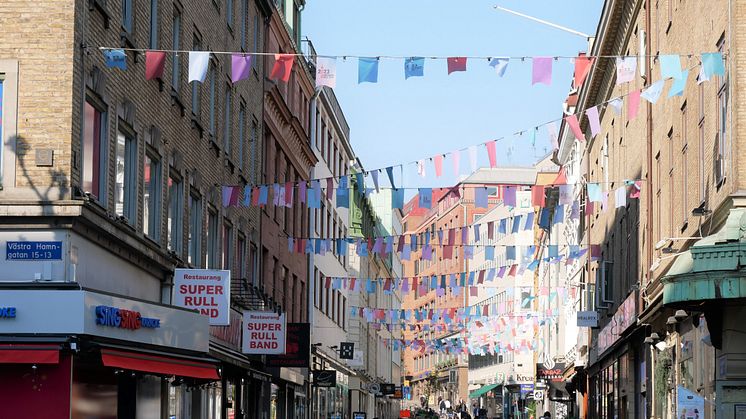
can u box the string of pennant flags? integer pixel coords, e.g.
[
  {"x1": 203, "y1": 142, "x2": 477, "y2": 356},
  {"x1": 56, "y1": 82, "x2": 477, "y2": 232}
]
[{"x1": 100, "y1": 46, "x2": 724, "y2": 90}]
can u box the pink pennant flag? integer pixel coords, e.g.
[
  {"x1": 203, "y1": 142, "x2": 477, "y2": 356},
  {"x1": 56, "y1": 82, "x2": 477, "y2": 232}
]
[
  {"x1": 326, "y1": 178, "x2": 334, "y2": 199},
  {"x1": 222, "y1": 186, "x2": 240, "y2": 207},
  {"x1": 270, "y1": 54, "x2": 294, "y2": 82},
  {"x1": 532, "y1": 57, "x2": 553, "y2": 85},
  {"x1": 284, "y1": 182, "x2": 294, "y2": 207},
  {"x1": 574, "y1": 54, "x2": 594, "y2": 88},
  {"x1": 628, "y1": 90, "x2": 641, "y2": 120},
  {"x1": 447, "y1": 57, "x2": 467, "y2": 74},
  {"x1": 485, "y1": 140, "x2": 497, "y2": 168},
  {"x1": 145, "y1": 51, "x2": 166, "y2": 80},
  {"x1": 451, "y1": 150, "x2": 460, "y2": 175},
  {"x1": 548, "y1": 122, "x2": 559, "y2": 151},
  {"x1": 434, "y1": 154, "x2": 444, "y2": 177},
  {"x1": 585, "y1": 106, "x2": 601, "y2": 138},
  {"x1": 630, "y1": 181, "x2": 642, "y2": 198},
  {"x1": 565, "y1": 114, "x2": 585, "y2": 141}
]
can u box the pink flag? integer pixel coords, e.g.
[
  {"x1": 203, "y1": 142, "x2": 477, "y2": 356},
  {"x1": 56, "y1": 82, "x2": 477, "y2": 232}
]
[
  {"x1": 447, "y1": 57, "x2": 467, "y2": 74},
  {"x1": 486, "y1": 140, "x2": 497, "y2": 168},
  {"x1": 565, "y1": 114, "x2": 585, "y2": 141},
  {"x1": 145, "y1": 51, "x2": 166, "y2": 80},
  {"x1": 326, "y1": 178, "x2": 334, "y2": 199},
  {"x1": 284, "y1": 182, "x2": 294, "y2": 207},
  {"x1": 451, "y1": 150, "x2": 460, "y2": 175},
  {"x1": 628, "y1": 90, "x2": 641, "y2": 120},
  {"x1": 585, "y1": 106, "x2": 601, "y2": 138},
  {"x1": 532, "y1": 57, "x2": 553, "y2": 85},
  {"x1": 222, "y1": 186, "x2": 240, "y2": 207},
  {"x1": 270, "y1": 54, "x2": 294, "y2": 82},
  {"x1": 434, "y1": 154, "x2": 444, "y2": 177}
]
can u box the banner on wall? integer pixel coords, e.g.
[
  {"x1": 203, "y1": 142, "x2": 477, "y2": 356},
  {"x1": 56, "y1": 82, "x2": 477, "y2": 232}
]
[
  {"x1": 242, "y1": 311, "x2": 287, "y2": 354},
  {"x1": 173, "y1": 269, "x2": 231, "y2": 326},
  {"x1": 267, "y1": 322, "x2": 310, "y2": 367},
  {"x1": 676, "y1": 386, "x2": 705, "y2": 419}
]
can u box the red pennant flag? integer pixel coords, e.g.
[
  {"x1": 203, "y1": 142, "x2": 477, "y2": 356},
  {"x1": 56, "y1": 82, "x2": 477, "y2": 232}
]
[
  {"x1": 251, "y1": 187, "x2": 260, "y2": 206},
  {"x1": 443, "y1": 245, "x2": 453, "y2": 260},
  {"x1": 565, "y1": 114, "x2": 585, "y2": 141},
  {"x1": 485, "y1": 140, "x2": 497, "y2": 168},
  {"x1": 285, "y1": 182, "x2": 294, "y2": 206},
  {"x1": 487, "y1": 222, "x2": 494, "y2": 240},
  {"x1": 508, "y1": 264, "x2": 517, "y2": 276},
  {"x1": 349, "y1": 278, "x2": 356, "y2": 290},
  {"x1": 574, "y1": 54, "x2": 594, "y2": 88},
  {"x1": 270, "y1": 54, "x2": 294, "y2": 82},
  {"x1": 383, "y1": 279, "x2": 392, "y2": 291},
  {"x1": 448, "y1": 228, "x2": 456, "y2": 245},
  {"x1": 531, "y1": 185, "x2": 545, "y2": 207},
  {"x1": 482, "y1": 305, "x2": 489, "y2": 316},
  {"x1": 447, "y1": 57, "x2": 467, "y2": 74},
  {"x1": 477, "y1": 270, "x2": 485, "y2": 284},
  {"x1": 397, "y1": 235, "x2": 405, "y2": 252},
  {"x1": 145, "y1": 51, "x2": 166, "y2": 80},
  {"x1": 326, "y1": 178, "x2": 334, "y2": 200},
  {"x1": 325, "y1": 276, "x2": 332, "y2": 289}
]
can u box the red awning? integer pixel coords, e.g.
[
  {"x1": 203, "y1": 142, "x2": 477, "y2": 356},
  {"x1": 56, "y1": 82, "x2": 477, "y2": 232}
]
[
  {"x1": 101, "y1": 348, "x2": 220, "y2": 380},
  {"x1": 0, "y1": 344, "x2": 60, "y2": 364}
]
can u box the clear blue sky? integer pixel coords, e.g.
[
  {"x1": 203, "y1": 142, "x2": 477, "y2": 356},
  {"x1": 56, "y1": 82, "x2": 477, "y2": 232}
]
[{"x1": 303, "y1": 1, "x2": 603, "y2": 190}]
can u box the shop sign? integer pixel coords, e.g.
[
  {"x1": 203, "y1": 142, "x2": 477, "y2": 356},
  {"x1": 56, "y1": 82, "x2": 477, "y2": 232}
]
[
  {"x1": 173, "y1": 269, "x2": 231, "y2": 325},
  {"x1": 508, "y1": 374, "x2": 534, "y2": 384},
  {"x1": 353, "y1": 412, "x2": 367, "y2": 419},
  {"x1": 346, "y1": 349, "x2": 364, "y2": 367},
  {"x1": 209, "y1": 309, "x2": 242, "y2": 351},
  {"x1": 597, "y1": 293, "x2": 637, "y2": 355},
  {"x1": 313, "y1": 370, "x2": 337, "y2": 387},
  {"x1": 241, "y1": 311, "x2": 286, "y2": 354},
  {"x1": 0, "y1": 307, "x2": 16, "y2": 318},
  {"x1": 392, "y1": 388, "x2": 403, "y2": 399},
  {"x1": 267, "y1": 322, "x2": 310, "y2": 367},
  {"x1": 381, "y1": 383, "x2": 396, "y2": 395},
  {"x1": 676, "y1": 386, "x2": 704, "y2": 418},
  {"x1": 576, "y1": 311, "x2": 599, "y2": 327},
  {"x1": 6, "y1": 241, "x2": 62, "y2": 260},
  {"x1": 95, "y1": 305, "x2": 161, "y2": 330},
  {"x1": 519, "y1": 384, "x2": 534, "y2": 398},
  {"x1": 537, "y1": 363, "x2": 566, "y2": 383}
]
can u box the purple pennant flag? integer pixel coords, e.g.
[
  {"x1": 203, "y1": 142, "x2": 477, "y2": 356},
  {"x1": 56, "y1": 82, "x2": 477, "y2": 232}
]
[
  {"x1": 231, "y1": 54, "x2": 252, "y2": 84},
  {"x1": 532, "y1": 57, "x2": 553, "y2": 86},
  {"x1": 585, "y1": 106, "x2": 601, "y2": 138}
]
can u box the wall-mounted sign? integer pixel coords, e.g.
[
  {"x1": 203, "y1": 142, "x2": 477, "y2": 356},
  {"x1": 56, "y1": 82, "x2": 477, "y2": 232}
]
[
  {"x1": 598, "y1": 293, "x2": 637, "y2": 355},
  {"x1": 537, "y1": 363, "x2": 566, "y2": 383},
  {"x1": 381, "y1": 383, "x2": 396, "y2": 395},
  {"x1": 339, "y1": 342, "x2": 354, "y2": 359},
  {"x1": 346, "y1": 349, "x2": 364, "y2": 367},
  {"x1": 173, "y1": 269, "x2": 231, "y2": 325},
  {"x1": 267, "y1": 322, "x2": 310, "y2": 367},
  {"x1": 210, "y1": 309, "x2": 243, "y2": 351},
  {"x1": 242, "y1": 311, "x2": 286, "y2": 354},
  {"x1": 353, "y1": 412, "x2": 367, "y2": 419},
  {"x1": 519, "y1": 384, "x2": 534, "y2": 398},
  {"x1": 576, "y1": 311, "x2": 599, "y2": 327},
  {"x1": 0, "y1": 307, "x2": 16, "y2": 318},
  {"x1": 313, "y1": 370, "x2": 337, "y2": 387},
  {"x1": 95, "y1": 305, "x2": 161, "y2": 330},
  {"x1": 6, "y1": 241, "x2": 62, "y2": 260}
]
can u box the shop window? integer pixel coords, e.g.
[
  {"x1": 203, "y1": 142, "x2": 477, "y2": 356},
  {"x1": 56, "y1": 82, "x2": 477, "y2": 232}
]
[
  {"x1": 143, "y1": 150, "x2": 162, "y2": 240},
  {"x1": 115, "y1": 120, "x2": 137, "y2": 222},
  {"x1": 83, "y1": 96, "x2": 108, "y2": 201},
  {"x1": 168, "y1": 173, "x2": 184, "y2": 254}
]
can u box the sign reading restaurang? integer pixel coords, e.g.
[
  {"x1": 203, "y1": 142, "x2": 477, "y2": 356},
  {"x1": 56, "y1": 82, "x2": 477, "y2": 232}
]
[
  {"x1": 173, "y1": 269, "x2": 231, "y2": 326},
  {"x1": 242, "y1": 311, "x2": 287, "y2": 354}
]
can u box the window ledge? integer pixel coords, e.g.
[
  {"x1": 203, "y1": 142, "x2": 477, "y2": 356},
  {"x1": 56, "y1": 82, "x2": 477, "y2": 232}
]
[
  {"x1": 88, "y1": 0, "x2": 111, "y2": 28},
  {"x1": 171, "y1": 89, "x2": 185, "y2": 117},
  {"x1": 190, "y1": 115, "x2": 204, "y2": 138}
]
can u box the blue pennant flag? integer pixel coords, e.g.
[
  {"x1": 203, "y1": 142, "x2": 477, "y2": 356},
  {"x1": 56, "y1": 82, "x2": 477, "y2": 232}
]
[
  {"x1": 358, "y1": 57, "x2": 379, "y2": 83},
  {"x1": 104, "y1": 49, "x2": 127, "y2": 70},
  {"x1": 405, "y1": 57, "x2": 425, "y2": 79}
]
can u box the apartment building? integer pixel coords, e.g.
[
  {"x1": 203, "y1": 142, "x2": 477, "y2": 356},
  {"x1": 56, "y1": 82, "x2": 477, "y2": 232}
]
[
  {"x1": 0, "y1": 0, "x2": 274, "y2": 418},
  {"x1": 555, "y1": 0, "x2": 746, "y2": 417}
]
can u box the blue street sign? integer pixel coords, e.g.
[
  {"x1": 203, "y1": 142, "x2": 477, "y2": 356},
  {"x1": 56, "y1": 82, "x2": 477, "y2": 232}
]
[{"x1": 6, "y1": 241, "x2": 63, "y2": 260}]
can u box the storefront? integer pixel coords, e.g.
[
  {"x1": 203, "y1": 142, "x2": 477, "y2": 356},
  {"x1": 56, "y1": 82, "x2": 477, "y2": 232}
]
[
  {"x1": 311, "y1": 351, "x2": 353, "y2": 419},
  {"x1": 0, "y1": 288, "x2": 219, "y2": 419}
]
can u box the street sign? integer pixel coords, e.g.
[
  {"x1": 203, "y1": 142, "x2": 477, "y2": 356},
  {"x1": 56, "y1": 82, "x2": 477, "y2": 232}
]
[{"x1": 6, "y1": 241, "x2": 62, "y2": 260}]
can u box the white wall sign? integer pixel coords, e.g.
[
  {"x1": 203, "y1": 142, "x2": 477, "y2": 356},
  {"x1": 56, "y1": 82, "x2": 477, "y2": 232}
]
[
  {"x1": 576, "y1": 311, "x2": 599, "y2": 327},
  {"x1": 173, "y1": 269, "x2": 230, "y2": 325},
  {"x1": 242, "y1": 311, "x2": 286, "y2": 354}
]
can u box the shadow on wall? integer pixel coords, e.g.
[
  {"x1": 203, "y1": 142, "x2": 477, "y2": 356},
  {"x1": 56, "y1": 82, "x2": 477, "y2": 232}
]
[{"x1": 13, "y1": 135, "x2": 71, "y2": 202}]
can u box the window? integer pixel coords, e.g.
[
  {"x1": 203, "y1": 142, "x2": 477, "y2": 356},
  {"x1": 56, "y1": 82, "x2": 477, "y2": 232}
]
[
  {"x1": 681, "y1": 103, "x2": 688, "y2": 226},
  {"x1": 143, "y1": 150, "x2": 162, "y2": 239},
  {"x1": 171, "y1": 8, "x2": 182, "y2": 92},
  {"x1": 122, "y1": 0, "x2": 133, "y2": 34},
  {"x1": 668, "y1": 128, "x2": 674, "y2": 237},
  {"x1": 208, "y1": 66, "x2": 217, "y2": 138},
  {"x1": 226, "y1": 0, "x2": 233, "y2": 28},
  {"x1": 698, "y1": 82, "x2": 705, "y2": 203},
  {"x1": 167, "y1": 174, "x2": 184, "y2": 253},
  {"x1": 207, "y1": 208, "x2": 219, "y2": 268},
  {"x1": 314, "y1": 269, "x2": 321, "y2": 308},
  {"x1": 83, "y1": 97, "x2": 107, "y2": 200},
  {"x1": 253, "y1": 15, "x2": 259, "y2": 53},
  {"x1": 237, "y1": 233, "x2": 246, "y2": 278},
  {"x1": 249, "y1": 120, "x2": 257, "y2": 182},
  {"x1": 115, "y1": 121, "x2": 137, "y2": 222},
  {"x1": 191, "y1": 35, "x2": 202, "y2": 116},
  {"x1": 716, "y1": 34, "x2": 728, "y2": 185},
  {"x1": 188, "y1": 192, "x2": 202, "y2": 266},
  {"x1": 237, "y1": 102, "x2": 245, "y2": 171},
  {"x1": 149, "y1": 0, "x2": 159, "y2": 49},
  {"x1": 240, "y1": 0, "x2": 248, "y2": 50},
  {"x1": 249, "y1": 243, "x2": 258, "y2": 285},
  {"x1": 223, "y1": 84, "x2": 232, "y2": 153},
  {"x1": 222, "y1": 220, "x2": 233, "y2": 270}
]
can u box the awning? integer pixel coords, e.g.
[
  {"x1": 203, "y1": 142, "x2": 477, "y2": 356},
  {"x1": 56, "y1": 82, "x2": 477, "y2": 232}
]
[
  {"x1": 0, "y1": 344, "x2": 60, "y2": 364},
  {"x1": 101, "y1": 348, "x2": 219, "y2": 380},
  {"x1": 469, "y1": 383, "x2": 499, "y2": 399}
]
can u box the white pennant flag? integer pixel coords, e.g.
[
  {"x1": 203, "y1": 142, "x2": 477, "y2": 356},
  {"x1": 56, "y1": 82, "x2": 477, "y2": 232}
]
[
  {"x1": 468, "y1": 146, "x2": 477, "y2": 173},
  {"x1": 417, "y1": 159, "x2": 426, "y2": 178},
  {"x1": 615, "y1": 57, "x2": 637, "y2": 84},
  {"x1": 452, "y1": 150, "x2": 461, "y2": 175},
  {"x1": 608, "y1": 97, "x2": 623, "y2": 115},
  {"x1": 315, "y1": 57, "x2": 337, "y2": 88},
  {"x1": 640, "y1": 80, "x2": 665, "y2": 104},
  {"x1": 547, "y1": 122, "x2": 559, "y2": 151},
  {"x1": 188, "y1": 51, "x2": 210, "y2": 83}
]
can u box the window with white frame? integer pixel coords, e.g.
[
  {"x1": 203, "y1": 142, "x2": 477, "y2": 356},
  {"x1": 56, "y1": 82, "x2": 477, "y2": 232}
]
[
  {"x1": 167, "y1": 173, "x2": 184, "y2": 253},
  {"x1": 206, "y1": 207, "x2": 219, "y2": 268},
  {"x1": 143, "y1": 149, "x2": 162, "y2": 239},
  {"x1": 171, "y1": 7, "x2": 182, "y2": 92},
  {"x1": 188, "y1": 191, "x2": 203, "y2": 266},
  {"x1": 115, "y1": 120, "x2": 137, "y2": 222},
  {"x1": 83, "y1": 95, "x2": 108, "y2": 200}
]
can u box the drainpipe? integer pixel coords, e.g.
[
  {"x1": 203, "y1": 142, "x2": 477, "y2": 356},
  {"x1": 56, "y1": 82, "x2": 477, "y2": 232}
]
[
  {"x1": 307, "y1": 86, "x2": 322, "y2": 419},
  {"x1": 645, "y1": 2, "x2": 654, "y2": 419}
]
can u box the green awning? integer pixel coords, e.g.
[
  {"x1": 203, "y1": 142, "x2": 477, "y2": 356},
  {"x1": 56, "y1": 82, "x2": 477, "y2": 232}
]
[{"x1": 469, "y1": 383, "x2": 499, "y2": 399}]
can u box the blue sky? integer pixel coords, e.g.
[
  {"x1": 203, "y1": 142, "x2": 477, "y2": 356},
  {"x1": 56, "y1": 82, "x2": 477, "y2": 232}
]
[{"x1": 303, "y1": 1, "x2": 603, "y2": 190}]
